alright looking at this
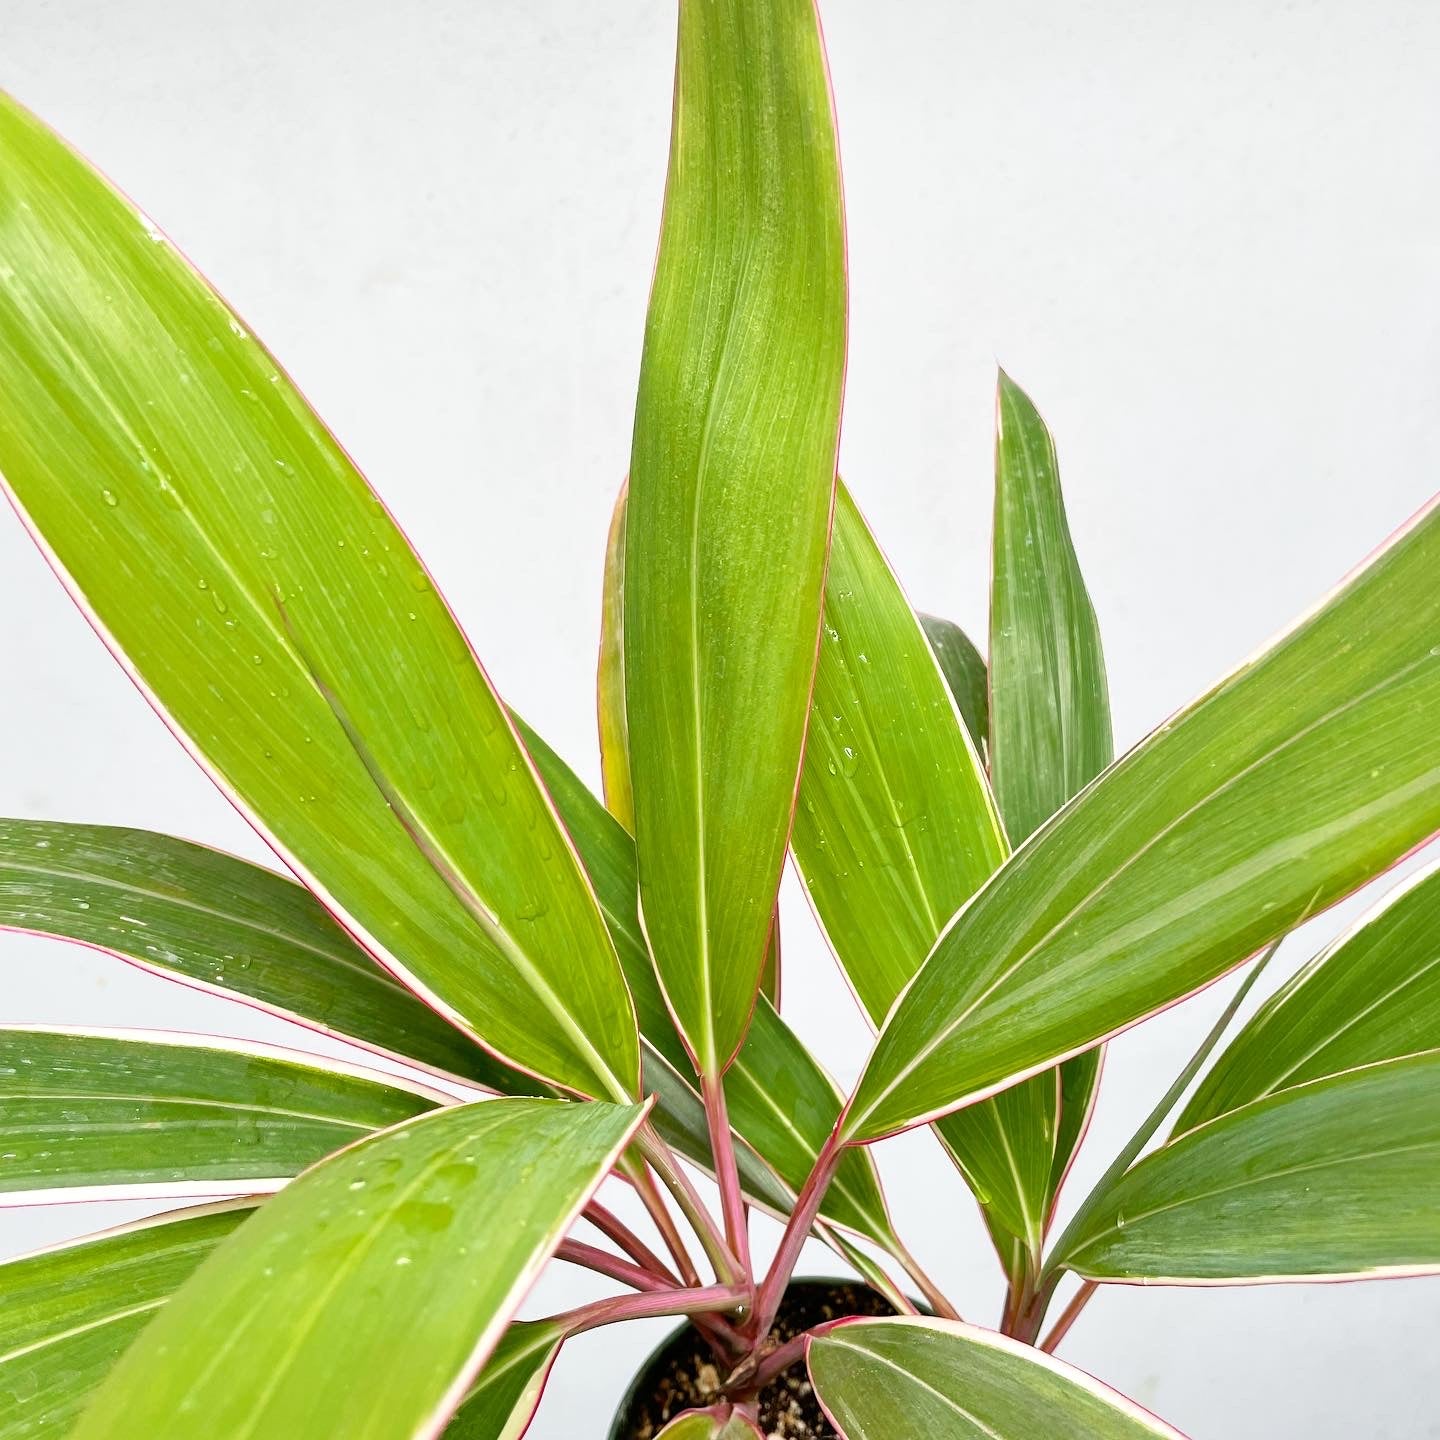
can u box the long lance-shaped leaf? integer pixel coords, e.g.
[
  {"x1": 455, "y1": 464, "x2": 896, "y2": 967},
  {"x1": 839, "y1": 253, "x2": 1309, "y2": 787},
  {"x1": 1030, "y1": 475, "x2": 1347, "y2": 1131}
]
[
  {"x1": 918, "y1": 613, "x2": 988, "y2": 756},
  {"x1": 0, "y1": 1200, "x2": 256, "y2": 1439},
  {"x1": 989, "y1": 370, "x2": 1113, "y2": 850},
  {"x1": 0, "y1": 819, "x2": 524, "y2": 1092},
  {"x1": 595, "y1": 484, "x2": 781, "y2": 1006},
  {"x1": 518, "y1": 718, "x2": 892, "y2": 1245},
  {"x1": 623, "y1": 0, "x2": 846, "y2": 1074},
  {"x1": 845, "y1": 496, "x2": 1440, "y2": 1143},
  {"x1": 0, "y1": 94, "x2": 637, "y2": 1104},
  {"x1": 1177, "y1": 858, "x2": 1440, "y2": 1132},
  {"x1": 792, "y1": 486, "x2": 1063, "y2": 1254},
  {"x1": 439, "y1": 1323, "x2": 563, "y2": 1440},
  {"x1": 988, "y1": 371, "x2": 1115, "y2": 1242},
  {"x1": 807, "y1": 1317, "x2": 1186, "y2": 1439},
  {"x1": 70, "y1": 1097, "x2": 646, "y2": 1440},
  {"x1": 1056, "y1": 1051, "x2": 1440, "y2": 1283},
  {"x1": 0, "y1": 1201, "x2": 560, "y2": 1440},
  {"x1": 0, "y1": 1026, "x2": 444, "y2": 1204}
]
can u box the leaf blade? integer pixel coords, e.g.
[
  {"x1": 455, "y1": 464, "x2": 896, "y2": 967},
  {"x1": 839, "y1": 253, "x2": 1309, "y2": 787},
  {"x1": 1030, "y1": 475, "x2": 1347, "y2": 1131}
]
[
  {"x1": 623, "y1": 0, "x2": 846, "y2": 1072},
  {"x1": 0, "y1": 93, "x2": 637, "y2": 1103},
  {"x1": 0, "y1": 1201, "x2": 255, "y2": 1439},
  {"x1": 69, "y1": 1098, "x2": 645, "y2": 1440},
  {"x1": 1058, "y1": 1052, "x2": 1440, "y2": 1283},
  {"x1": 847, "y1": 498, "x2": 1440, "y2": 1142},
  {"x1": 807, "y1": 1317, "x2": 1185, "y2": 1438},
  {"x1": 0, "y1": 1027, "x2": 440, "y2": 1203},
  {"x1": 1177, "y1": 858, "x2": 1440, "y2": 1132},
  {"x1": 0, "y1": 819, "x2": 522, "y2": 1092}
]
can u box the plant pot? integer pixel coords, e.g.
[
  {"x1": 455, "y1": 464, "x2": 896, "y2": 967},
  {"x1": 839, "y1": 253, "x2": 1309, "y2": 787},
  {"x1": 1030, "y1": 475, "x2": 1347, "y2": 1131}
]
[{"x1": 607, "y1": 1276, "x2": 902, "y2": 1440}]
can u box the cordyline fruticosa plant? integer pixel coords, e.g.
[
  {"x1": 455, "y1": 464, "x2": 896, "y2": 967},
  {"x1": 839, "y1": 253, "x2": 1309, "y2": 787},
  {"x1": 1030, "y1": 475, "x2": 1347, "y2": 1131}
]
[{"x1": 0, "y1": 4, "x2": 1437, "y2": 1438}]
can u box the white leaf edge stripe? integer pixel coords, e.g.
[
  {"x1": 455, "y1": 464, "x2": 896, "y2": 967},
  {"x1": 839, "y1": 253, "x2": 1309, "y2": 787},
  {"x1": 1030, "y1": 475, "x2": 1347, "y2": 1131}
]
[
  {"x1": 0, "y1": 309, "x2": 626, "y2": 1103},
  {"x1": 847, "y1": 492, "x2": 1440, "y2": 1138},
  {"x1": 807, "y1": 1316, "x2": 1189, "y2": 1438},
  {"x1": 0, "y1": 1023, "x2": 461, "y2": 1208}
]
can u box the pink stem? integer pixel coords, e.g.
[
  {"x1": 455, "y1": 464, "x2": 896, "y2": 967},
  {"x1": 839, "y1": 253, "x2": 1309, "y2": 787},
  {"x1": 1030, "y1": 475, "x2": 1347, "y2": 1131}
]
[
  {"x1": 1040, "y1": 1279, "x2": 1098, "y2": 1354},
  {"x1": 585, "y1": 1198, "x2": 679, "y2": 1286},
  {"x1": 556, "y1": 1283, "x2": 746, "y2": 1339},
  {"x1": 742, "y1": 1317, "x2": 847, "y2": 1393},
  {"x1": 630, "y1": 1163, "x2": 703, "y2": 1288},
  {"x1": 888, "y1": 1237, "x2": 961, "y2": 1321},
  {"x1": 702, "y1": 1072, "x2": 753, "y2": 1280},
  {"x1": 750, "y1": 1127, "x2": 845, "y2": 1342},
  {"x1": 638, "y1": 1123, "x2": 742, "y2": 1283},
  {"x1": 558, "y1": 1239, "x2": 670, "y2": 1294}
]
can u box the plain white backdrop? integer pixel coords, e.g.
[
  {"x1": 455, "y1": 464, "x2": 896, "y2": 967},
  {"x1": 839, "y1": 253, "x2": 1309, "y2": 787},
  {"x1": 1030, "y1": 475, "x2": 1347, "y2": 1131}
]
[{"x1": 3, "y1": 2, "x2": 1439, "y2": 1435}]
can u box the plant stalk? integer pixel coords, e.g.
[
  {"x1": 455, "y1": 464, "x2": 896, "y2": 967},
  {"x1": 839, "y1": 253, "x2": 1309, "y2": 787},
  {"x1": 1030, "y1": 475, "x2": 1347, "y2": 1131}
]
[
  {"x1": 555, "y1": 1282, "x2": 746, "y2": 1338},
  {"x1": 701, "y1": 1072, "x2": 753, "y2": 1281},
  {"x1": 586, "y1": 1197, "x2": 680, "y2": 1286},
  {"x1": 558, "y1": 1239, "x2": 670, "y2": 1294},
  {"x1": 1040, "y1": 1279, "x2": 1098, "y2": 1354},
  {"x1": 638, "y1": 1123, "x2": 743, "y2": 1284},
  {"x1": 628, "y1": 1158, "x2": 704, "y2": 1288},
  {"x1": 750, "y1": 1126, "x2": 847, "y2": 1342},
  {"x1": 887, "y1": 1236, "x2": 961, "y2": 1321}
]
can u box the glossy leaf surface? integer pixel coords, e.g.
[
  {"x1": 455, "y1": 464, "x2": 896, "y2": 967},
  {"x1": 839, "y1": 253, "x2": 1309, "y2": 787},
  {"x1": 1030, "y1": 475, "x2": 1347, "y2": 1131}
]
[
  {"x1": 517, "y1": 719, "x2": 891, "y2": 1243},
  {"x1": 71, "y1": 1098, "x2": 644, "y2": 1439},
  {"x1": 624, "y1": 0, "x2": 845, "y2": 1073},
  {"x1": 0, "y1": 1201, "x2": 254, "y2": 1438},
  {"x1": 808, "y1": 1318, "x2": 1184, "y2": 1438},
  {"x1": 1059, "y1": 1052, "x2": 1440, "y2": 1283},
  {"x1": 792, "y1": 486, "x2": 1054, "y2": 1252},
  {"x1": 847, "y1": 498, "x2": 1440, "y2": 1141},
  {"x1": 441, "y1": 1323, "x2": 563, "y2": 1440},
  {"x1": 0, "y1": 1027, "x2": 439, "y2": 1203},
  {"x1": 988, "y1": 370, "x2": 1112, "y2": 846},
  {"x1": 918, "y1": 613, "x2": 988, "y2": 755},
  {"x1": 1178, "y1": 859, "x2": 1440, "y2": 1132},
  {"x1": 0, "y1": 94, "x2": 637, "y2": 1103},
  {"x1": 0, "y1": 819, "x2": 515, "y2": 1090},
  {"x1": 987, "y1": 372, "x2": 1114, "y2": 1242},
  {"x1": 793, "y1": 482, "x2": 1006, "y2": 1021}
]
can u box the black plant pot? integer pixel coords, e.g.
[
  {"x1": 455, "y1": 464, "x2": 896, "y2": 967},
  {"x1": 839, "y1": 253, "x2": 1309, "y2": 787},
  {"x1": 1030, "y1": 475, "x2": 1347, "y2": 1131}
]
[{"x1": 607, "y1": 1276, "x2": 902, "y2": 1440}]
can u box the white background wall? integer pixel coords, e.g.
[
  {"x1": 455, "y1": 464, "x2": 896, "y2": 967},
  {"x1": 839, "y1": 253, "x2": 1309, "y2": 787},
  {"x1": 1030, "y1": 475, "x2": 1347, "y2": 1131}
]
[{"x1": 3, "y1": 2, "x2": 1439, "y2": 1435}]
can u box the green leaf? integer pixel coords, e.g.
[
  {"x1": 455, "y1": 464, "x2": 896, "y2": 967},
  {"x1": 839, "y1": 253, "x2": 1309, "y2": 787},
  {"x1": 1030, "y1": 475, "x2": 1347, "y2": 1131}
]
[
  {"x1": 1057, "y1": 1051, "x2": 1440, "y2": 1283},
  {"x1": 918, "y1": 613, "x2": 988, "y2": 756},
  {"x1": 595, "y1": 486, "x2": 781, "y2": 1010},
  {"x1": 0, "y1": 1027, "x2": 440, "y2": 1203},
  {"x1": 989, "y1": 370, "x2": 1112, "y2": 847},
  {"x1": 623, "y1": 0, "x2": 845, "y2": 1074},
  {"x1": 517, "y1": 718, "x2": 892, "y2": 1245},
  {"x1": 846, "y1": 497, "x2": 1440, "y2": 1142},
  {"x1": 70, "y1": 1098, "x2": 645, "y2": 1440},
  {"x1": 793, "y1": 486, "x2": 1056, "y2": 1255},
  {"x1": 598, "y1": 479, "x2": 635, "y2": 832},
  {"x1": 1177, "y1": 859, "x2": 1440, "y2": 1133},
  {"x1": 794, "y1": 483, "x2": 1005, "y2": 1022},
  {"x1": 987, "y1": 370, "x2": 1115, "y2": 1247},
  {"x1": 0, "y1": 94, "x2": 637, "y2": 1104},
  {"x1": 0, "y1": 1200, "x2": 255, "y2": 1438},
  {"x1": 0, "y1": 819, "x2": 523, "y2": 1093},
  {"x1": 440, "y1": 1323, "x2": 563, "y2": 1440},
  {"x1": 807, "y1": 1317, "x2": 1184, "y2": 1438}
]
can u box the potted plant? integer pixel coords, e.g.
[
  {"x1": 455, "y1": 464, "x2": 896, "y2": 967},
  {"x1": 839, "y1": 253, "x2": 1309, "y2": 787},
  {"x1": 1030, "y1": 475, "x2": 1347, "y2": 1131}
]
[{"x1": 0, "y1": 1, "x2": 1436, "y2": 1436}]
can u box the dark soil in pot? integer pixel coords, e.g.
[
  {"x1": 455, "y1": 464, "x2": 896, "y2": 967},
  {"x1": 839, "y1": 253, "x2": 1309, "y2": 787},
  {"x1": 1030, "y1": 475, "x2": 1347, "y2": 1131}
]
[{"x1": 609, "y1": 1277, "x2": 899, "y2": 1439}]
